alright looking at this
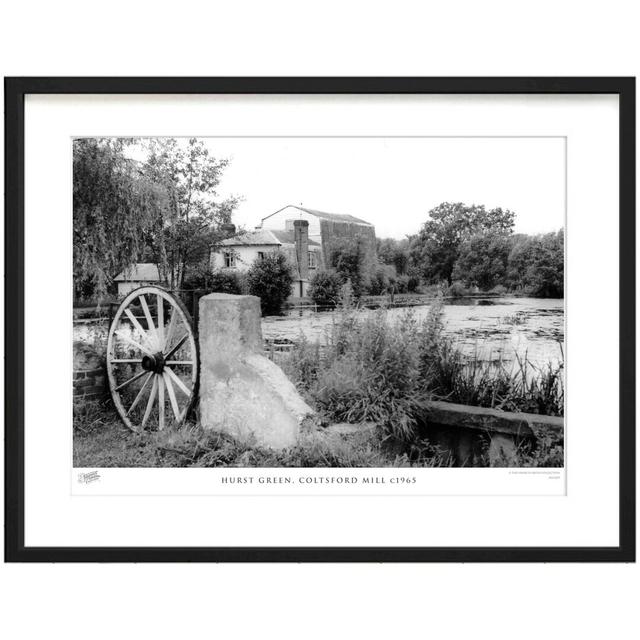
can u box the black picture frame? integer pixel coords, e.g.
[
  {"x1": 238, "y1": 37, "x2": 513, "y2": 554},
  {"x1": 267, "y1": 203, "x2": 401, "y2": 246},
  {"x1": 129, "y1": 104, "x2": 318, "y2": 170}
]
[{"x1": 4, "y1": 77, "x2": 635, "y2": 563}]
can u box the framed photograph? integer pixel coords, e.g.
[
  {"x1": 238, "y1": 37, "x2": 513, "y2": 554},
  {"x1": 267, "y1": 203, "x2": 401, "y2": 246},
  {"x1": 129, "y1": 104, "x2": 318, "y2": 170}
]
[{"x1": 4, "y1": 77, "x2": 635, "y2": 562}]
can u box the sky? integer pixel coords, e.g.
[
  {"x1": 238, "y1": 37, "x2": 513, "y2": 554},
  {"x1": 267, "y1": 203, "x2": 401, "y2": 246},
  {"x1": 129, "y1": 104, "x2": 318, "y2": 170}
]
[{"x1": 132, "y1": 137, "x2": 566, "y2": 240}]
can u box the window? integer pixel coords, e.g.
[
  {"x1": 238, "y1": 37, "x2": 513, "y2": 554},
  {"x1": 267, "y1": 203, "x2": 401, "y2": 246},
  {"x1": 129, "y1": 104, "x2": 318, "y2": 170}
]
[
  {"x1": 223, "y1": 252, "x2": 236, "y2": 268},
  {"x1": 308, "y1": 251, "x2": 317, "y2": 268},
  {"x1": 257, "y1": 251, "x2": 265, "y2": 261}
]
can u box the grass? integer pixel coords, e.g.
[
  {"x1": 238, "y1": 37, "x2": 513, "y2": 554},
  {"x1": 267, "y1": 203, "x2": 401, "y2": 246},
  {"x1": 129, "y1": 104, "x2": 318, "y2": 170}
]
[
  {"x1": 73, "y1": 400, "x2": 561, "y2": 468},
  {"x1": 425, "y1": 345, "x2": 564, "y2": 416},
  {"x1": 73, "y1": 400, "x2": 451, "y2": 468}
]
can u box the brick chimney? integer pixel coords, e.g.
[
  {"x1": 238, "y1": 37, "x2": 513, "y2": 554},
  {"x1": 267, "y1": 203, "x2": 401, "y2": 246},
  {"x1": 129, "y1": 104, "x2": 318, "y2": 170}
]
[{"x1": 293, "y1": 219, "x2": 309, "y2": 281}]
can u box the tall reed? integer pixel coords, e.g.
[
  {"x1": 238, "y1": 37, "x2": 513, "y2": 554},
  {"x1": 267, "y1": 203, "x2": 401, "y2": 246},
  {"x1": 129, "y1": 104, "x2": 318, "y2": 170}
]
[{"x1": 283, "y1": 292, "x2": 565, "y2": 441}]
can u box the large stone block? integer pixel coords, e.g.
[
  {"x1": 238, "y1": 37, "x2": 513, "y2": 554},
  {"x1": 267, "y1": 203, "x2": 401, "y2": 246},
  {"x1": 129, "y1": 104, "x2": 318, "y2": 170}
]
[{"x1": 198, "y1": 293, "x2": 314, "y2": 449}]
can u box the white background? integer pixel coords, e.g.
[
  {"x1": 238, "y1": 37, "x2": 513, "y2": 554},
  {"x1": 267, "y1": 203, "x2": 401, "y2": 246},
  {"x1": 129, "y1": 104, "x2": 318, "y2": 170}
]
[
  {"x1": 28, "y1": 94, "x2": 610, "y2": 545},
  {"x1": 1, "y1": 1, "x2": 638, "y2": 639}
]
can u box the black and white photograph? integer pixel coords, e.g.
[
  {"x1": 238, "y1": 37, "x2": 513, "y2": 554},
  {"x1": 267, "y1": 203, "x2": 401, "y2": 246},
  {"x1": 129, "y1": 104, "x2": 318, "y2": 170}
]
[
  {"x1": 5, "y1": 75, "x2": 634, "y2": 568},
  {"x1": 73, "y1": 135, "x2": 565, "y2": 469}
]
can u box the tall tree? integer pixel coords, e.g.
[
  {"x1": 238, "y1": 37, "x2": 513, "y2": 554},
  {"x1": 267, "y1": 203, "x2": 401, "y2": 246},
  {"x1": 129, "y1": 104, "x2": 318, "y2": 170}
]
[
  {"x1": 73, "y1": 138, "x2": 165, "y2": 299},
  {"x1": 452, "y1": 232, "x2": 511, "y2": 290},
  {"x1": 143, "y1": 138, "x2": 240, "y2": 288},
  {"x1": 507, "y1": 229, "x2": 564, "y2": 297},
  {"x1": 410, "y1": 202, "x2": 515, "y2": 284},
  {"x1": 377, "y1": 237, "x2": 410, "y2": 275}
]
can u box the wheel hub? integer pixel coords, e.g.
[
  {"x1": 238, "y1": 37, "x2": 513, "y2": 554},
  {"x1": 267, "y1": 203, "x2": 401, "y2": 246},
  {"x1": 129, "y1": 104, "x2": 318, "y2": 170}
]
[{"x1": 141, "y1": 352, "x2": 165, "y2": 374}]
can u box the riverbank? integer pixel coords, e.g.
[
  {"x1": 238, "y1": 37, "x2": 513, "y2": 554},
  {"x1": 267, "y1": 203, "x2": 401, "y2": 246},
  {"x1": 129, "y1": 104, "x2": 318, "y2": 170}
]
[{"x1": 73, "y1": 289, "x2": 563, "y2": 321}]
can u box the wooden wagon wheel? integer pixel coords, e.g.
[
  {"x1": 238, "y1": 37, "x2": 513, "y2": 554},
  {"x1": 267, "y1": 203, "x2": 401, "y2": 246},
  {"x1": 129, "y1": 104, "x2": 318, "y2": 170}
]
[{"x1": 106, "y1": 286, "x2": 199, "y2": 432}]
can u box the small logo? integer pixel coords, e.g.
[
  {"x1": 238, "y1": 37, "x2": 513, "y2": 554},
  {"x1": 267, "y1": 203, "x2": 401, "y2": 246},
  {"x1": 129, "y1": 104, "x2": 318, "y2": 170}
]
[{"x1": 78, "y1": 470, "x2": 101, "y2": 484}]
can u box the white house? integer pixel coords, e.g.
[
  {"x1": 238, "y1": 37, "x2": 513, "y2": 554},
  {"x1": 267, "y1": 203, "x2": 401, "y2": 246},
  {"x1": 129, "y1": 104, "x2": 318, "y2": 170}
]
[
  {"x1": 211, "y1": 221, "x2": 322, "y2": 298},
  {"x1": 113, "y1": 263, "x2": 162, "y2": 297}
]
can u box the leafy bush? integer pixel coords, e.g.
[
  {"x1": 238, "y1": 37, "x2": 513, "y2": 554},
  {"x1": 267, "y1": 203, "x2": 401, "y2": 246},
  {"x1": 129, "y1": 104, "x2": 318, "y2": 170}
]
[
  {"x1": 490, "y1": 284, "x2": 508, "y2": 295},
  {"x1": 516, "y1": 432, "x2": 565, "y2": 467},
  {"x1": 406, "y1": 272, "x2": 421, "y2": 293},
  {"x1": 308, "y1": 308, "x2": 426, "y2": 440},
  {"x1": 247, "y1": 252, "x2": 293, "y2": 315},
  {"x1": 367, "y1": 266, "x2": 387, "y2": 296},
  {"x1": 396, "y1": 274, "x2": 410, "y2": 294},
  {"x1": 182, "y1": 268, "x2": 208, "y2": 290},
  {"x1": 209, "y1": 270, "x2": 244, "y2": 294},
  {"x1": 183, "y1": 268, "x2": 244, "y2": 294},
  {"x1": 308, "y1": 271, "x2": 343, "y2": 307},
  {"x1": 367, "y1": 263, "x2": 397, "y2": 295},
  {"x1": 447, "y1": 281, "x2": 471, "y2": 297}
]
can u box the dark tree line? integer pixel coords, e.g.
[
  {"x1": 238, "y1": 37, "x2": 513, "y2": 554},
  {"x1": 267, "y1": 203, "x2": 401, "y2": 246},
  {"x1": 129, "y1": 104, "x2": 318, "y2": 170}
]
[{"x1": 376, "y1": 202, "x2": 564, "y2": 298}]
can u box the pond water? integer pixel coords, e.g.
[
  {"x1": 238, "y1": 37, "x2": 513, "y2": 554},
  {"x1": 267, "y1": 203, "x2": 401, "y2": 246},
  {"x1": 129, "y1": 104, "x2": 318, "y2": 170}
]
[
  {"x1": 262, "y1": 297, "x2": 564, "y2": 371},
  {"x1": 73, "y1": 296, "x2": 565, "y2": 372}
]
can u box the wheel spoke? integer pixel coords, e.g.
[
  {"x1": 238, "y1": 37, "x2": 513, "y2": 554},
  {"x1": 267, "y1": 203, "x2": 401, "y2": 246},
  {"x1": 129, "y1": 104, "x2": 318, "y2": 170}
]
[
  {"x1": 164, "y1": 309, "x2": 177, "y2": 352},
  {"x1": 125, "y1": 309, "x2": 155, "y2": 348},
  {"x1": 165, "y1": 366, "x2": 192, "y2": 396},
  {"x1": 163, "y1": 371, "x2": 181, "y2": 421},
  {"x1": 112, "y1": 358, "x2": 143, "y2": 363},
  {"x1": 115, "y1": 330, "x2": 154, "y2": 357},
  {"x1": 164, "y1": 333, "x2": 189, "y2": 360},
  {"x1": 115, "y1": 369, "x2": 148, "y2": 392},
  {"x1": 126, "y1": 372, "x2": 153, "y2": 415},
  {"x1": 157, "y1": 294, "x2": 165, "y2": 347},
  {"x1": 141, "y1": 376, "x2": 159, "y2": 428},
  {"x1": 158, "y1": 374, "x2": 165, "y2": 431},
  {"x1": 139, "y1": 294, "x2": 158, "y2": 349},
  {"x1": 165, "y1": 360, "x2": 193, "y2": 365}
]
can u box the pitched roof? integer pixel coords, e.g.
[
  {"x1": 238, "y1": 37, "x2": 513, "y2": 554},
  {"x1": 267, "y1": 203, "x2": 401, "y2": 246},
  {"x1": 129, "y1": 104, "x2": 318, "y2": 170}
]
[
  {"x1": 296, "y1": 206, "x2": 373, "y2": 225},
  {"x1": 220, "y1": 229, "x2": 320, "y2": 247},
  {"x1": 219, "y1": 229, "x2": 281, "y2": 246},
  {"x1": 262, "y1": 205, "x2": 373, "y2": 226},
  {"x1": 114, "y1": 263, "x2": 161, "y2": 282},
  {"x1": 270, "y1": 230, "x2": 320, "y2": 246}
]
